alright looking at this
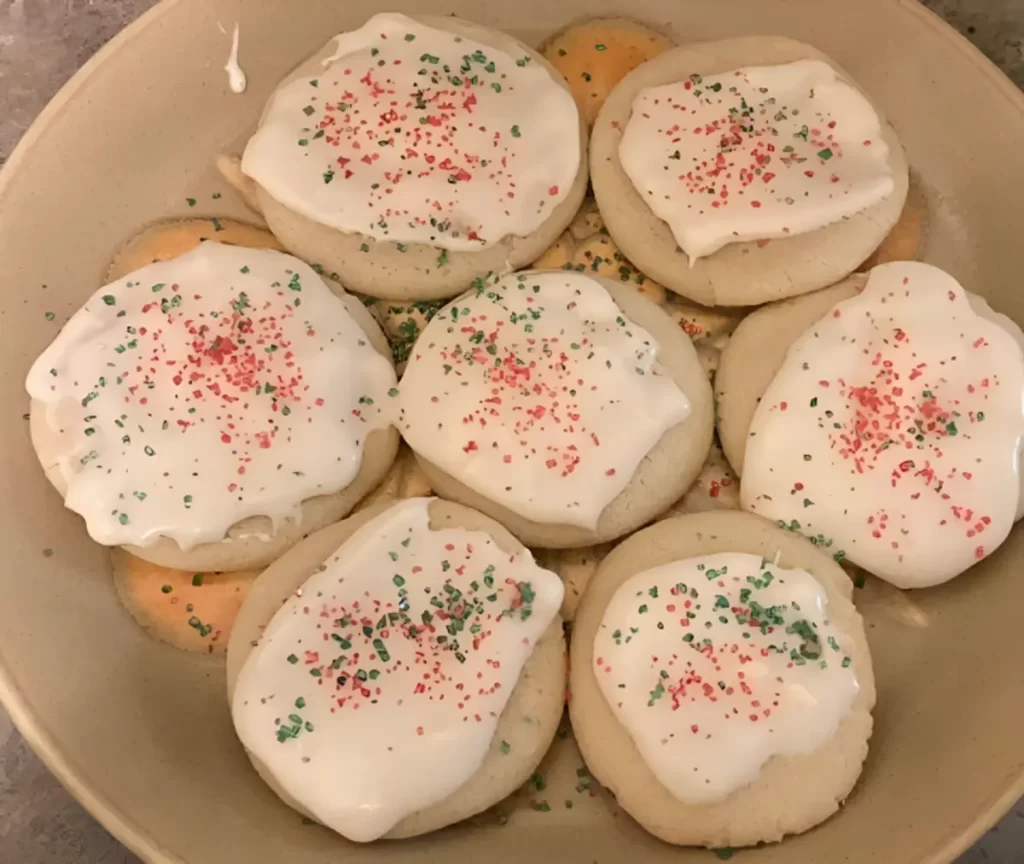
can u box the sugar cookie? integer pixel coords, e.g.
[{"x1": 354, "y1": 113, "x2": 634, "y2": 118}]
[
  {"x1": 227, "y1": 497, "x2": 565, "y2": 841},
  {"x1": 591, "y1": 37, "x2": 909, "y2": 306},
  {"x1": 398, "y1": 270, "x2": 713, "y2": 548},
  {"x1": 112, "y1": 549, "x2": 257, "y2": 654},
  {"x1": 542, "y1": 18, "x2": 674, "y2": 125},
  {"x1": 570, "y1": 511, "x2": 875, "y2": 848},
  {"x1": 27, "y1": 243, "x2": 399, "y2": 571},
  {"x1": 223, "y1": 13, "x2": 587, "y2": 301},
  {"x1": 737, "y1": 263, "x2": 1024, "y2": 587}
]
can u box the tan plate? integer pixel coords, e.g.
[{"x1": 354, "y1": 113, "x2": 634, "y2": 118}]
[{"x1": 0, "y1": 1, "x2": 1022, "y2": 862}]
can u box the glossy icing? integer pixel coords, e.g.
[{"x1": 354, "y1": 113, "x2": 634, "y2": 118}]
[
  {"x1": 242, "y1": 12, "x2": 580, "y2": 249},
  {"x1": 224, "y1": 23, "x2": 247, "y2": 94},
  {"x1": 742, "y1": 262, "x2": 1024, "y2": 588},
  {"x1": 594, "y1": 552, "x2": 858, "y2": 802},
  {"x1": 231, "y1": 497, "x2": 563, "y2": 841},
  {"x1": 26, "y1": 243, "x2": 396, "y2": 550},
  {"x1": 398, "y1": 271, "x2": 691, "y2": 527},
  {"x1": 619, "y1": 60, "x2": 894, "y2": 261}
]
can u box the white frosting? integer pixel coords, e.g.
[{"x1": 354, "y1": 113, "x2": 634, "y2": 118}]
[
  {"x1": 397, "y1": 271, "x2": 691, "y2": 528},
  {"x1": 741, "y1": 262, "x2": 1024, "y2": 588},
  {"x1": 26, "y1": 243, "x2": 396, "y2": 550},
  {"x1": 231, "y1": 497, "x2": 563, "y2": 842},
  {"x1": 619, "y1": 60, "x2": 894, "y2": 261},
  {"x1": 241, "y1": 12, "x2": 580, "y2": 250},
  {"x1": 224, "y1": 23, "x2": 247, "y2": 94},
  {"x1": 594, "y1": 552, "x2": 858, "y2": 802}
]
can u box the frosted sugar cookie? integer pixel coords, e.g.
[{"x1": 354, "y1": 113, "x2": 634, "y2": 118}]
[
  {"x1": 541, "y1": 17, "x2": 674, "y2": 126},
  {"x1": 27, "y1": 243, "x2": 399, "y2": 572},
  {"x1": 397, "y1": 270, "x2": 714, "y2": 548},
  {"x1": 716, "y1": 275, "x2": 864, "y2": 475},
  {"x1": 591, "y1": 36, "x2": 909, "y2": 306},
  {"x1": 227, "y1": 497, "x2": 565, "y2": 841},
  {"x1": 570, "y1": 511, "x2": 874, "y2": 848},
  {"x1": 224, "y1": 12, "x2": 587, "y2": 301},
  {"x1": 737, "y1": 262, "x2": 1024, "y2": 587}
]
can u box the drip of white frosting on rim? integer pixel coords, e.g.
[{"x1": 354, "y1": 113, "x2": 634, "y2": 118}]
[
  {"x1": 618, "y1": 60, "x2": 894, "y2": 261},
  {"x1": 741, "y1": 262, "x2": 1024, "y2": 588},
  {"x1": 26, "y1": 243, "x2": 396, "y2": 550},
  {"x1": 224, "y1": 23, "x2": 247, "y2": 94},
  {"x1": 397, "y1": 271, "x2": 691, "y2": 528},
  {"x1": 231, "y1": 497, "x2": 563, "y2": 841},
  {"x1": 593, "y1": 552, "x2": 859, "y2": 802},
  {"x1": 241, "y1": 12, "x2": 580, "y2": 249}
]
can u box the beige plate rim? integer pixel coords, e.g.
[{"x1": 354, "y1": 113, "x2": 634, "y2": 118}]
[{"x1": 1, "y1": 0, "x2": 1023, "y2": 862}]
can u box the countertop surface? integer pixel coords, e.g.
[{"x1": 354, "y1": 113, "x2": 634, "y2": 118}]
[{"x1": 1, "y1": 0, "x2": 1024, "y2": 861}]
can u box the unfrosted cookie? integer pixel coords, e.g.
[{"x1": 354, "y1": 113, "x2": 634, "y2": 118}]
[
  {"x1": 112, "y1": 549, "x2": 257, "y2": 654},
  {"x1": 591, "y1": 37, "x2": 909, "y2": 306},
  {"x1": 369, "y1": 299, "x2": 445, "y2": 372},
  {"x1": 27, "y1": 243, "x2": 399, "y2": 572},
  {"x1": 663, "y1": 442, "x2": 739, "y2": 516},
  {"x1": 859, "y1": 176, "x2": 927, "y2": 270},
  {"x1": 570, "y1": 511, "x2": 875, "y2": 848},
  {"x1": 542, "y1": 18, "x2": 674, "y2": 126},
  {"x1": 398, "y1": 270, "x2": 714, "y2": 548},
  {"x1": 107, "y1": 218, "x2": 284, "y2": 280},
  {"x1": 227, "y1": 497, "x2": 565, "y2": 841},
  {"x1": 222, "y1": 12, "x2": 587, "y2": 301}
]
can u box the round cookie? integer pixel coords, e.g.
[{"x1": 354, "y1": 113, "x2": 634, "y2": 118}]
[
  {"x1": 534, "y1": 542, "x2": 613, "y2": 622},
  {"x1": 221, "y1": 13, "x2": 588, "y2": 302},
  {"x1": 227, "y1": 498, "x2": 566, "y2": 840},
  {"x1": 590, "y1": 36, "x2": 909, "y2": 306},
  {"x1": 367, "y1": 298, "x2": 446, "y2": 372},
  {"x1": 28, "y1": 243, "x2": 400, "y2": 573},
  {"x1": 107, "y1": 218, "x2": 284, "y2": 280},
  {"x1": 351, "y1": 443, "x2": 433, "y2": 514},
  {"x1": 715, "y1": 272, "x2": 1024, "y2": 514},
  {"x1": 859, "y1": 175, "x2": 927, "y2": 270},
  {"x1": 716, "y1": 275, "x2": 864, "y2": 475},
  {"x1": 541, "y1": 17, "x2": 675, "y2": 126},
  {"x1": 569, "y1": 511, "x2": 875, "y2": 848},
  {"x1": 401, "y1": 271, "x2": 714, "y2": 548},
  {"x1": 112, "y1": 549, "x2": 257, "y2": 654},
  {"x1": 663, "y1": 441, "x2": 739, "y2": 516}
]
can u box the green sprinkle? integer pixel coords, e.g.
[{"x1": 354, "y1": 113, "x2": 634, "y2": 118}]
[
  {"x1": 45, "y1": 311, "x2": 56, "y2": 321},
  {"x1": 287, "y1": 654, "x2": 299, "y2": 664},
  {"x1": 161, "y1": 585, "x2": 173, "y2": 594},
  {"x1": 582, "y1": 71, "x2": 591, "y2": 82},
  {"x1": 101, "y1": 295, "x2": 116, "y2": 306},
  {"x1": 393, "y1": 574, "x2": 406, "y2": 587},
  {"x1": 714, "y1": 849, "x2": 735, "y2": 860},
  {"x1": 818, "y1": 148, "x2": 833, "y2": 161},
  {"x1": 532, "y1": 800, "x2": 551, "y2": 812},
  {"x1": 360, "y1": 243, "x2": 370, "y2": 253},
  {"x1": 530, "y1": 772, "x2": 547, "y2": 790},
  {"x1": 510, "y1": 125, "x2": 521, "y2": 138},
  {"x1": 499, "y1": 740, "x2": 511, "y2": 754},
  {"x1": 595, "y1": 43, "x2": 607, "y2": 51},
  {"x1": 302, "y1": 105, "x2": 315, "y2": 116},
  {"x1": 404, "y1": 33, "x2": 416, "y2": 41},
  {"x1": 42, "y1": 548, "x2": 54, "y2": 557},
  {"x1": 186, "y1": 198, "x2": 196, "y2": 207},
  {"x1": 192, "y1": 573, "x2": 204, "y2": 586}
]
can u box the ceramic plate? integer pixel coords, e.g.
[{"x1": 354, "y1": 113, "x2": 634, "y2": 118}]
[{"x1": 0, "y1": 0, "x2": 1022, "y2": 862}]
